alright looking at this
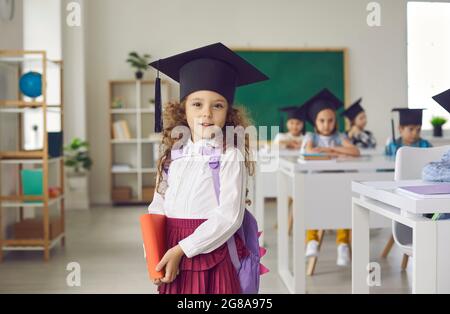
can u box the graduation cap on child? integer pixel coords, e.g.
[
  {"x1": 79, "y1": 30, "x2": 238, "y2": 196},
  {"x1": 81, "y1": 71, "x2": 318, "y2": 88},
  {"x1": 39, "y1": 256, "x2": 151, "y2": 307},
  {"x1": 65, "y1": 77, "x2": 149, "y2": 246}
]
[
  {"x1": 302, "y1": 88, "x2": 344, "y2": 124},
  {"x1": 279, "y1": 105, "x2": 307, "y2": 121},
  {"x1": 391, "y1": 108, "x2": 425, "y2": 126},
  {"x1": 341, "y1": 98, "x2": 364, "y2": 121},
  {"x1": 148, "y1": 43, "x2": 269, "y2": 132},
  {"x1": 432, "y1": 89, "x2": 450, "y2": 113}
]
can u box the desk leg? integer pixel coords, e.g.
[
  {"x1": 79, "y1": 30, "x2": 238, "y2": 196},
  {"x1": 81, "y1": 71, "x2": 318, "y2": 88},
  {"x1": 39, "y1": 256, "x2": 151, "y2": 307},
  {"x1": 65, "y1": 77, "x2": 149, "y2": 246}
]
[
  {"x1": 413, "y1": 222, "x2": 437, "y2": 294},
  {"x1": 352, "y1": 199, "x2": 370, "y2": 294},
  {"x1": 292, "y1": 172, "x2": 305, "y2": 294},
  {"x1": 277, "y1": 170, "x2": 294, "y2": 293}
]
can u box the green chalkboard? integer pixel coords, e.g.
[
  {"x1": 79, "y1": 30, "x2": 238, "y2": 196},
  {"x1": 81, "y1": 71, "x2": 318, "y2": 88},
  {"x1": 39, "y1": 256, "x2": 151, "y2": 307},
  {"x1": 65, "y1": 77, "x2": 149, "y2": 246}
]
[{"x1": 234, "y1": 49, "x2": 347, "y2": 136}]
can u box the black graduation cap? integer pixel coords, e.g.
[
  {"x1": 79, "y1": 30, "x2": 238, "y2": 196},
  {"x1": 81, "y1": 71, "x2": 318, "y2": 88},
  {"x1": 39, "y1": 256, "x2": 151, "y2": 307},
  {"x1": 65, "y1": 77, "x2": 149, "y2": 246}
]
[
  {"x1": 341, "y1": 98, "x2": 364, "y2": 121},
  {"x1": 432, "y1": 89, "x2": 450, "y2": 113},
  {"x1": 391, "y1": 108, "x2": 425, "y2": 126},
  {"x1": 279, "y1": 106, "x2": 307, "y2": 121},
  {"x1": 302, "y1": 88, "x2": 344, "y2": 124},
  {"x1": 148, "y1": 43, "x2": 269, "y2": 132}
]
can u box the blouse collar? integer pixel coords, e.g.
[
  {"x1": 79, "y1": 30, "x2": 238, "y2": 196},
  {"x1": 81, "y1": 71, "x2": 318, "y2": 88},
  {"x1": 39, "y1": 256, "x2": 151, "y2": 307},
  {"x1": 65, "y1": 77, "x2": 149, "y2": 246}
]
[{"x1": 184, "y1": 137, "x2": 222, "y2": 156}]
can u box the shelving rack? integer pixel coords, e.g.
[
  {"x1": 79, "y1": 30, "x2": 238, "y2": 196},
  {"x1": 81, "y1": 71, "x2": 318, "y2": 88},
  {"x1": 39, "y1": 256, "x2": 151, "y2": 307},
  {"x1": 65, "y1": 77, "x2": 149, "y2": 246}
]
[
  {"x1": 0, "y1": 50, "x2": 65, "y2": 261},
  {"x1": 108, "y1": 79, "x2": 170, "y2": 205}
]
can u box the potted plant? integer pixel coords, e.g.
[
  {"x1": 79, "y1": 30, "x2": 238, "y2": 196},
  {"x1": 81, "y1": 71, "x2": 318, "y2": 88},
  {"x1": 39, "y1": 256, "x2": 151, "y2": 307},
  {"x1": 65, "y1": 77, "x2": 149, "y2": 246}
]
[
  {"x1": 64, "y1": 138, "x2": 92, "y2": 210},
  {"x1": 431, "y1": 116, "x2": 447, "y2": 137},
  {"x1": 64, "y1": 138, "x2": 93, "y2": 175},
  {"x1": 126, "y1": 52, "x2": 151, "y2": 80}
]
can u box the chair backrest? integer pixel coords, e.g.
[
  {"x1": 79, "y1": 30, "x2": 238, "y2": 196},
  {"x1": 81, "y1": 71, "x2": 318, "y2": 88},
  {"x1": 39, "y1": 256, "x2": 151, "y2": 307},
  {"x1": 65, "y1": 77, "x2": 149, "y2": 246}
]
[
  {"x1": 394, "y1": 145, "x2": 450, "y2": 181},
  {"x1": 392, "y1": 145, "x2": 450, "y2": 256}
]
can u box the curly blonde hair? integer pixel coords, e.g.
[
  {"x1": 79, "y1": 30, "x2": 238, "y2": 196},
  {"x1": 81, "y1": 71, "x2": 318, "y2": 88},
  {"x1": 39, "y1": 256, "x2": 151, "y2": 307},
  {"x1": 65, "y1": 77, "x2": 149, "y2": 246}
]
[{"x1": 156, "y1": 100, "x2": 255, "y2": 195}]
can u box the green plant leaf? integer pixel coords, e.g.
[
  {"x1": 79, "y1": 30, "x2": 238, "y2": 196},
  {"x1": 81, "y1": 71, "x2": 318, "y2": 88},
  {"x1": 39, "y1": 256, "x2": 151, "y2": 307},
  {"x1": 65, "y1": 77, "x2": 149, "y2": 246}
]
[{"x1": 431, "y1": 116, "x2": 448, "y2": 127}]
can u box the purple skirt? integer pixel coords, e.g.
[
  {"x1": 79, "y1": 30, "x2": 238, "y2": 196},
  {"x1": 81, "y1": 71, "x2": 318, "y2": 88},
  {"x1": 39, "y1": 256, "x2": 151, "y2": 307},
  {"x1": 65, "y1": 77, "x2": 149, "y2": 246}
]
[{"x1": 158, "y1": 217, "x2": 248, "y2": 294}]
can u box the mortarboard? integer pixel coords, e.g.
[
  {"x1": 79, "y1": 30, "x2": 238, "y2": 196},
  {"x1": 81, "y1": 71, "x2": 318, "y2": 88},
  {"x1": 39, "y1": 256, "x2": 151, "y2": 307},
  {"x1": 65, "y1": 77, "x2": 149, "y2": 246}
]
[
  {"x1": 432, "y1": 89, "x2": 450, "y2": 113},
  {"x1": 302, "y1": 88, "x2": 344, "y2": 124},
  {"x1": 279, "y1": 105, "x2": 307, "y2": 121},
  {"x1": 391, "y1": 108, "x2": 425, "y2": 126},
  {"x1": 148, "y1": 43, "x2": 269, "y2": 132},
  {"x1": 341, "y1": 98, "x2": 364, "y2": 121}
]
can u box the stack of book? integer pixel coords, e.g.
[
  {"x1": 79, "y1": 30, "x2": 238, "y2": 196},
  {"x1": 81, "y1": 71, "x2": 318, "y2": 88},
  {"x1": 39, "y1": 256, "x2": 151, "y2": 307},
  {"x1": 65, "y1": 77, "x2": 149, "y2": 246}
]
[
  {"x1": 112, "y1": 120, "x2": 132, "y2": 139},
  {"x1": 299, "y1": 153, "x2": 333, "y2": 161}
]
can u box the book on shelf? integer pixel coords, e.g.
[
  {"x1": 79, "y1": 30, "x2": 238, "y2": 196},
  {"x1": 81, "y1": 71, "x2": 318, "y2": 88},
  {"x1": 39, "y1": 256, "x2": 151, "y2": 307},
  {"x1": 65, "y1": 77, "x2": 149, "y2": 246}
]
[{"x1": 112, "y1": 120, "x2": 132, "y2": 140}]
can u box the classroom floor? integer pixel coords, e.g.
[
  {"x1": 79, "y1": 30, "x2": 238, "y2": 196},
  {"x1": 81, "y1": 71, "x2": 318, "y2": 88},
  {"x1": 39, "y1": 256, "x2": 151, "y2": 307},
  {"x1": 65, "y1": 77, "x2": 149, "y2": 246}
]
[{"x1": 0, "y1": 200, "x2": 411, "y2": 294}]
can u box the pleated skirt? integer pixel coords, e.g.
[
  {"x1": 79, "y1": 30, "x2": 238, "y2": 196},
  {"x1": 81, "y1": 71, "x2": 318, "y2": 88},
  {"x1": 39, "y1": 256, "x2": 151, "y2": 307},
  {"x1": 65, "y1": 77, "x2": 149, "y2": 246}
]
[{"x1": 158, "y1": 217, "x2": 248, "y2": 294}]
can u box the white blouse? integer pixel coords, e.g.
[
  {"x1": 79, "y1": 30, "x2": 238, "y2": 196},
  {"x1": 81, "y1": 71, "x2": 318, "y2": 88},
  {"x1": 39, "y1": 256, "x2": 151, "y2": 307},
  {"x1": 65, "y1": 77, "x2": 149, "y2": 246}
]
[{"x1": 147, "y1": 138, "x2": 247, "y2": 259}]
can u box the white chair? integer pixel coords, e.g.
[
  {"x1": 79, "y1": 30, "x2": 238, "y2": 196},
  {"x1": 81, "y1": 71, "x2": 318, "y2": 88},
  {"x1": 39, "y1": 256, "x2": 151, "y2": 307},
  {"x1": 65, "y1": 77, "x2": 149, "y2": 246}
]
[{"x1": 381, "y1": 145, "x2": 450, "y2": 269}]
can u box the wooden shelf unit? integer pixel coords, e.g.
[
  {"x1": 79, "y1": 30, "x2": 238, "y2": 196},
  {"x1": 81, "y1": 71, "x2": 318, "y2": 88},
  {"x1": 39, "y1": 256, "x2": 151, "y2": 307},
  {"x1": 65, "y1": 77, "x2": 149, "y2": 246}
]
[
  {"x1": 108, "y1": 79, "x2": 169, "y2": 205},
  {"x1": 0, "y1": 50, "x2": 65, "y2": 262}
]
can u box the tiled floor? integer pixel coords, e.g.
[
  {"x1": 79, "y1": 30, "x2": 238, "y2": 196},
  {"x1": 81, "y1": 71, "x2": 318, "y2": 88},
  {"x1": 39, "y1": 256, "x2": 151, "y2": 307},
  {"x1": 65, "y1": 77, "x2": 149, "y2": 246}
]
[{"x1": 0, "y1": 200, "x2": 411, "y2": 293}]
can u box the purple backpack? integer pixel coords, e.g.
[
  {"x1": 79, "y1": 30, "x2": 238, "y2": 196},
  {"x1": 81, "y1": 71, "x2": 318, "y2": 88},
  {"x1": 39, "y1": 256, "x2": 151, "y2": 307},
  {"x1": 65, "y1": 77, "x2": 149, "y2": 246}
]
[{"x1": 168, "y1": 147, "x2": 269, "y2": 294}]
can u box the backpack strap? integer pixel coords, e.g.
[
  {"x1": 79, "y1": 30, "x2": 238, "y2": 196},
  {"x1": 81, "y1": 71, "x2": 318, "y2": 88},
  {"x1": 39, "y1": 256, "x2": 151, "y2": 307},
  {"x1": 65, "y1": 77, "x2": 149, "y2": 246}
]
[
  {"x1": 163, "y1": 148, "x2": 185, "y2": 175},
  {"x1": 206, "y1": 148, "x2": 242, "y2": 271}
]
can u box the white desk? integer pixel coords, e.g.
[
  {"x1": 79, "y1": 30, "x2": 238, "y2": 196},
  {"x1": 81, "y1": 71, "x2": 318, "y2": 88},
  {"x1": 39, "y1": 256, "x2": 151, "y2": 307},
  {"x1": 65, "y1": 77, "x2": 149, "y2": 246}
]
[
  {"x1": 254, "y1": 148, "x2": 385, "y2": 245},
  {"x1": 254, "y1": 149, "x2": 299, "y2": 244},
  {"x1": 352, "y1": 180, "x2": 450, "y2": 294},
  {"x1": 275, "y1": 155, "x2": 395, "y2": 293}
]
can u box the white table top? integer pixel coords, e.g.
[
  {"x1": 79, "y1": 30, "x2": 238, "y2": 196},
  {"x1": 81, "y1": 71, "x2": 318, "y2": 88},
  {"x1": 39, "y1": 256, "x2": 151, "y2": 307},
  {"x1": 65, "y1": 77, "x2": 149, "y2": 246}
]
[
  {"x1": 352, "y1": 179, "x2": 450, "y2": 214},
  {"x1": 278, "y1": 154, "x2": 395, "y2": 172}
]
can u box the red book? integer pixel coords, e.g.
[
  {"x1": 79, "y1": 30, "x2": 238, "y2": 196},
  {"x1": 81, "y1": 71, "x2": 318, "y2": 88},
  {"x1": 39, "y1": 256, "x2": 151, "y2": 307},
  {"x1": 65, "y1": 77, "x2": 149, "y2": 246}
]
[{"x1": 140, "y1": 214, "x2": 166, "y2": 280}]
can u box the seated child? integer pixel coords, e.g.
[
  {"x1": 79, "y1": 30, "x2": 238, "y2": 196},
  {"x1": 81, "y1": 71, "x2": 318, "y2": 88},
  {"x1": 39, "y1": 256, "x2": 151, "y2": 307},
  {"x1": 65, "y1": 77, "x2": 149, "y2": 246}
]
[
  {"x1": 273, "y1": 106, "x2": 306, "y2": 150},
  {"x1": 385, "y1": 108, "x2": 432, "y2": 156},
  {"x1": 301, "y1": 88, "x2": 360, "y2": 266},
  {"x1": 341, "y1": 98, "x2": 377, "y2": 149}
]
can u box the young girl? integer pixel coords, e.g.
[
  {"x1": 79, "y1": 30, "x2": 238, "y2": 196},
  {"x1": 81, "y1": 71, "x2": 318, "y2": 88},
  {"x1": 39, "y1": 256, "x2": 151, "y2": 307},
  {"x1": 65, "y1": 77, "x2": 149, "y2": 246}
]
[
  {"x1": 341, "y1": 98, "x2": 377, "y2": 149},
  {"x1": 301, "y1": 88, "x2": 360, "y2": 266},
  {"x1": 273, "y1": 106, "x2": 306, "y2": 150},
  {"x1": 147, "y1": 43, "x2": 268, "y2": 294}
]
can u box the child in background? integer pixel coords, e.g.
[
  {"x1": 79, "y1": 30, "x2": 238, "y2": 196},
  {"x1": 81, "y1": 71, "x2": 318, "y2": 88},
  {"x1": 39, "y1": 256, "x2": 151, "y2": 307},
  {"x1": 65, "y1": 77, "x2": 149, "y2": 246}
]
[
  {"x1": 147, "y1": 43, "x2": 269, "y2": 294},
  {"x1": 385, "y1": 108, "x2": 432, "y2": 156},
  {"x1": 273, "y1": 106, "x2": 306, "y2": 150},
  {"x1": 341, "y1": 98, "x2": 377, "y2": 149},
  {"x1": 301, "y1": 88, "x2": 360, "y2": 266}
]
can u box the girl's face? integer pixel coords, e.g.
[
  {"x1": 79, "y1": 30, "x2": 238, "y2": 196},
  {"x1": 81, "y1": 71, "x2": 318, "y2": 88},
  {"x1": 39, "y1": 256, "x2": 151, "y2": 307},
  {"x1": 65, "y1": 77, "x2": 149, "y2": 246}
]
[
  {"x1": 399, "y1": 125, "x2": 421, "y2": 145},
  {"x1": 315, "y1": 109, "x2": 336, "y2": 136},
  {"x1": 286, "y1": 119, "x2": 304, "y2": 136},
  {"x1": 354, "y1": 112, "x2": 367, "y2": 130},
  {"x1": 185, "y1": 90, "x2": 229, "y2": 141}
]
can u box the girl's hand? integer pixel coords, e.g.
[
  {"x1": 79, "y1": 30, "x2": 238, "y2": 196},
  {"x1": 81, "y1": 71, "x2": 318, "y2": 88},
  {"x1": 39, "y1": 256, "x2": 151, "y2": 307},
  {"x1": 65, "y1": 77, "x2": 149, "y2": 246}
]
[
  {"x1": 286, "y1": 141, "x2": 301, "y2": 149},
  {"x1": 316, "y1": 147, "x2": 334, "y2": 154},
  {"x1": 348, "y1": 126, "x2": 361, "y2": 139},
  {"x1": 152, "y1": 278, "x2": 162, "y2": 286},
  {"x1": 156, "y1": 244, "x2": 185, "y2": 284}
]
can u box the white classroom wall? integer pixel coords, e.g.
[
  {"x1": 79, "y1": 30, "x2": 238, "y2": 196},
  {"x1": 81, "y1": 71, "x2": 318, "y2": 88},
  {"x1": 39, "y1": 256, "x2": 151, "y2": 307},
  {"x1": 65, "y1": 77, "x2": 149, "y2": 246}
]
[{"x1": 84, "y1": 0, "x2": 411, "y2": 204}]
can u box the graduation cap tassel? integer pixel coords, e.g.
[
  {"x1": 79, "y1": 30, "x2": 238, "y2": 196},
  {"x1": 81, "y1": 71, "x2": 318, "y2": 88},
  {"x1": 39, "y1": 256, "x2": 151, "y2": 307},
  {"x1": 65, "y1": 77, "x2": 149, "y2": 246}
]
[
  {"x1": 154, "y1": 65, "x2": 162, "y2": 133},
  {"x1": 391, "y1": 118, "x2": 396, "y2": 146}
]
